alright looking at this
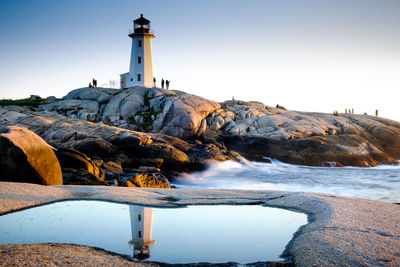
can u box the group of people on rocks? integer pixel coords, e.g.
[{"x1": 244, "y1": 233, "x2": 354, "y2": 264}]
[
  {"x1": 344, "y1": 108, "x2": 354, "y2": 114},
  {"x1": 89, "y1": 78, "x2": 97, "y2": 88},
  {"x1": 153, "y1": 77, "x2": 171, "y2": 89},
  {"x1": 333, "y1": 108, "x2": 379, "y2": 117}
]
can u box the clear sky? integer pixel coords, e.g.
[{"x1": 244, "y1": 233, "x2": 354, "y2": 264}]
[{"x1": 1, "y1": 0, "x2": 399, "y2": 121}]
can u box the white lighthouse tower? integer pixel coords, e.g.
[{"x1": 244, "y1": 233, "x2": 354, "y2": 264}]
[
  {"x1": 129, "y1": 206, "x2": 155, "y2": 260},
  {"x1": 120, "y1": 14, "x2": 155, "y2": 89}
]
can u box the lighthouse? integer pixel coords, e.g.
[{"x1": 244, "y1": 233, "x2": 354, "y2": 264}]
[
  {"x1": 121, "y1": 14, "x2": 155, "y2": 89},
  {"x1": 129, "y1": 206, "x2": 155, "y2": 260}
]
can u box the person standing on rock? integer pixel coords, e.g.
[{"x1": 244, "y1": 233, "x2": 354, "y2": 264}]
[
  {"x1": 161, "y1": 79, "x2": 165, "y2": 89},
  {"x1": 92, "y1": 79, "x2": 97, "y2": 87},
  {"x1": 166, "y1": 80, "x2": 170, "y2": 89},
  {"x1": 375, "y1": 109, "x2": 379, "y2": 117},
  {"x1": 153, "y1": 77, "x2": 156, "y2": 87}
]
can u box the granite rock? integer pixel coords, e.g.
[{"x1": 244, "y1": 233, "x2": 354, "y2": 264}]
[{"x1": 0, "y1": 125, "x2": 63, "y2": 185}]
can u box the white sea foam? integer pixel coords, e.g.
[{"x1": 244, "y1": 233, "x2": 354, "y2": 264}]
[{"x1": 173, "y1": 160, "x2": 400, "y2": 203}]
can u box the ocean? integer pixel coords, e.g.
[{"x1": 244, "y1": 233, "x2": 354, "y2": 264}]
[{"x1": 173, "y1": 159, "x2": 400, "y2": 203}]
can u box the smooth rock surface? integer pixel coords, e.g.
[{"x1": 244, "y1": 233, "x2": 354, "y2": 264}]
[
  {"x1": 0, "y1": 126, "x2": 62, "y2": 185},
  {"x1": 0, "y1": 182, "x2": 399, "y2": 266}
]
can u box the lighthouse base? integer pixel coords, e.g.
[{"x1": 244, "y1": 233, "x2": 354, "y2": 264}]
[{"x1": 121, "y1": 72, "x2": 141, "y2": 89}]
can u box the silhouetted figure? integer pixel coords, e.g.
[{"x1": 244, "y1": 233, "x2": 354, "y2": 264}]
[
  {"x1": 93, "y1": 79, "x2": 97, "y2": 87},
  {"x1": 153, "y1": 77, "x2": 156, "y2": 87},
  {"x1": 161, "y1": 79, "x2": 165, "y2": 89},
  {"x1": 345, "y1": 109, "x2": 347, "y2": 114},
  {"x1": 232, "y1": 96, "x2": 235, "y2": 101},
  {"x1": 166, "y1": 80, "x2": 170, "y2": 89},
  {"x1": 89, "y1": 83, "x2": 93, "y2": 88},
  {"x1": 351, "y1": 108, "x2": 354, "y2": 114},
  {"x1": 364, "y1": 112, "x2": 368, "y2": 116},
  {"x1": 375, "y1": 109, "x2": 379, "y2": 117}
]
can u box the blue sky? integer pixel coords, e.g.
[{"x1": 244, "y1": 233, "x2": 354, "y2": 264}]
[{"x1": 1, "y1": 0, "x2": 399, "y2": 120}]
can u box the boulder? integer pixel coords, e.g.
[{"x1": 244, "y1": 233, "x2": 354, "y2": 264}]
[
  {"x1": 102, "y1": 87, "x2": 148, "y2": 124},
  {"x1": 100, "y1": 87, "x2": 220, "y2": 138},
  {"x1": 55, "y1": 148, "x2": 105, "y2": 180},
  {"x1": 152, "y1": 91, "x2": 220, "y2": 138},
  {"x1": 123, "y1": 173, "x2": 171, "y2": 188},
  {"x1": 0, "y1": 125, "x2": 62, "y2": 185}
]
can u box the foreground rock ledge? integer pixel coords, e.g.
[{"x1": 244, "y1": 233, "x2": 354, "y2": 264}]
[{"x1": 0, "y1": 182, "x2": 399, "y2": 266}]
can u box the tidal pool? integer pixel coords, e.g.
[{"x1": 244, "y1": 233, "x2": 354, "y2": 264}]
[{"x1": 0, "y1": 201, "x2": 307, "y2": 264}]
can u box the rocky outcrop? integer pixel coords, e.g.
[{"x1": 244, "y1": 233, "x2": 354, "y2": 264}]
[
  {"x1": 101, "y1": 87, "x2": 220, "y2": 138},
  {"x1": 2, "y1": 86, "x2": 400, "y2": 168},
  {"x1": 41, "y1": 99, "x2": 100, "y2": 121},
  {"x1": 0, "y1": 125, "x2": 63, "y2": 185},
  {"x1": 64, "y1": 87, "x2": 119, "y2": 103},
  {"x1": 40, "y1": 87, "x2": 121, "y2": 122},
  {"x1": 201, "y1": 101, "x2": 400, "y2": 166},
  {"x1": 0, "y1": 107, "x2": 240, "y2": 178},
  {"x1": 47, "y1": 87, "x2": 220, "y2": 138}
]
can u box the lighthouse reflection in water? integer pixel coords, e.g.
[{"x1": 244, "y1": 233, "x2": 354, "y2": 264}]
[
  {"x1": 129, "y1": 206, "x2": 154, "y2": 260},
  {"x1": 0, "y1": 201, "x2": 307, "y2": 264}
]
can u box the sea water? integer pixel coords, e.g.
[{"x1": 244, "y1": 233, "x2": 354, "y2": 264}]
[
  {"x1": 0, "y1": 201, "x2": 307, "y2": 264},
  {"x1": 173, "y1": 159, "x2": 400, "y2": 203}
]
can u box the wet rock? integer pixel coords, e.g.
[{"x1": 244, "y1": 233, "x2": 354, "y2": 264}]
[{"x1": 0, "y1": 125, "x2": 62, "y2": 185}]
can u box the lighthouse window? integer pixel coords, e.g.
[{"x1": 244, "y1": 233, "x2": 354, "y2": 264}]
[
  {"x1": 137, "y1": 74, "x2": 141, "y2": 81},
  {"x1": 138, "y1": 231, "x2": 142, "y2": 238},
  {"x1": 138, "y1": 214, "x2": 141, "y2": 221},
  {"x1": 138, "y1": 40, "x2": 142, "y2": 47},
  {"x1": 138, "y1": 56, "x2": 142, "y2": 64}
]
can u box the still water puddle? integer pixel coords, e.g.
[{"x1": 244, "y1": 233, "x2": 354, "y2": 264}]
[{"x1": 0, "y1": 201, "x2": 307, "y2": 264}]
